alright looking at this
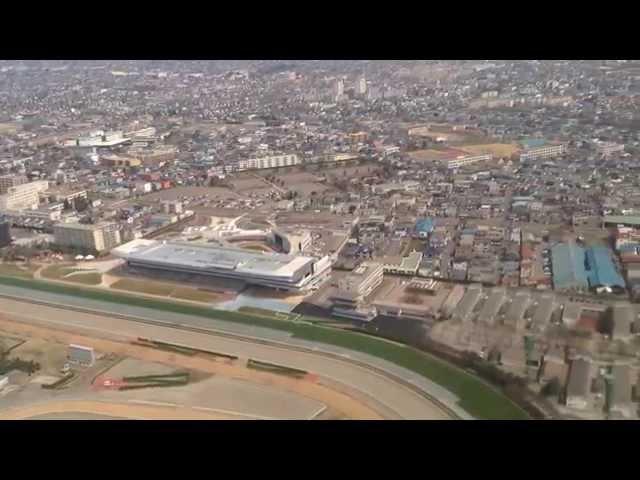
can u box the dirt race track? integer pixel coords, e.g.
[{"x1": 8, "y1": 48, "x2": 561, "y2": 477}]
[
  {"x1": 0, "y1": 295, "x2": 453, "y2": 419},
  {"x1": 0, "y1": 400, "x2": 249, "y2": 420}
]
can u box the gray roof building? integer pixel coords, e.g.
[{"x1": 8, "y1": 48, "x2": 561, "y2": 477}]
[
  {"x1": 611, "y1": 303, "x2": 635, "y2": 340},
  {"x1": 477, "y1": 287, "x2": 507, "y2": 325},
  {"x1": 566, "y1": 358, "x2": 592, "y2": 409},
  {"x1": 610, "y1": 365, "x2": 633, "y2": 418},
  {"x1": 451, "y1": 285, "x2": 483, "y2": 323}
]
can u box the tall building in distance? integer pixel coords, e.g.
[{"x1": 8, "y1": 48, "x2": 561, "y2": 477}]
[
  {"x1": 335, "y1": 78, "x2": 345, "y2": 101},
  {"x1": 357, "y1": 76, "x2": 367, "y2": 96}
]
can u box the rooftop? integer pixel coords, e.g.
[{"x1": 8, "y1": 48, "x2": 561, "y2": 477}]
[
  {"x1": 551, "y1": 243, "x2": 589, "y2": 290},
  {"x1": 114, "y1": 239, "x2": 316, "y2": 278}
]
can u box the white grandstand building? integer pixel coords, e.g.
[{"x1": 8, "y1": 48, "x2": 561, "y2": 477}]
[{"x1": 113, "y1": 239, "x2": 331, "y2": 292}]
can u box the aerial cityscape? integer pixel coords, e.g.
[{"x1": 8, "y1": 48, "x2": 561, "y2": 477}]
[{"x1": 0, "y1": 59, "x2": 638, "y2": 420}]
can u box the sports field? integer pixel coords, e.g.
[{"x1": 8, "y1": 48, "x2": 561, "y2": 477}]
[
  {"x1": 459, "y1": 143, "x2": 521, "y2": 158},
  {"x1": 0, "y1": 274, "x2": 528, "y2": 420}
]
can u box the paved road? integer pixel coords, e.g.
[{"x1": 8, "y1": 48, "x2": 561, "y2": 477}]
[{"x1": 0, "y1": 283, "x2": 472, "y2": 419}]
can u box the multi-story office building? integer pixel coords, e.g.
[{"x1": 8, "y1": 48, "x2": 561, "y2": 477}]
[
  {"x1": 53, "y1": 222, "x2": 121, "y2": 252},
  {"x1": 332, "y1": 262, "x2": 384, "y2": 308},
  {"x1": 519, "y1": 143, "x2": 567, "y2": 162},
  {"x1": 0, "y1": 180, "x2": 49, "y2": 211}
]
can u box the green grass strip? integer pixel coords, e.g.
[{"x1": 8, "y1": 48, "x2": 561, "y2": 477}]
[{"x1": 0, "y1": 274, "x2": 528, "y2": 419}]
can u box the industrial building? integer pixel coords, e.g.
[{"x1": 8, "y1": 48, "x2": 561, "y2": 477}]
[
  {"x1": 53, "y1": 222, "x2": 121, "y2": 253},
  {"x1": 113, "y1": 239, "x2": 332, "y2": 292},
  {"x1": 551, "y1": 243, "x2": 589, "y2": 291},
  {"x1": 584, "y1": 246, "x2": 626, "y2": 291},
  {"x1": 551, "y1": 243, "x2": 625, "y2": 292}
]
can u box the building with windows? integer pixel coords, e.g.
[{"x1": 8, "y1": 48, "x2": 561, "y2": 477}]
[
  {"x1": 53, "y1": 222, "x2": 121, "y2": 252},
  {"x1": 383, "y1": 251, "x2": 423, "y2": 276},
  {"x1": 331, "y1": 262, "x2": 383, "y2": 322},
  {"x1": 447, "y1": 153, "x2": 493, "y2": 169},
  {"x1": 113, "y1": 239, "x2": 331, "y2": 293},
  {"x1": 519, "y1": 143, "x2": 567, "y2": 162},
  {"x1": 237, "y1": 154, "x2": 300, "y2": 171},
  {"x1": 0, "y1": 174, "x2": 28, "y2": 194},
  {"x1": 333, "y1": 262, "x2": 384, "y2": 306},
  {"x1": 0, "y1": 180, "x2": 49, "y2": 211}
]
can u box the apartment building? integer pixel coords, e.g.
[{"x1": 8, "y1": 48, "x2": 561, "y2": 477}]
[
  {"x1": 0, "y1": 174, "x2": 28, "y2": 194},
  {"x1": 0, "y1": 180, "x2": 49, "y2": 211},
  {"x1": 448, "y1": 153, "x2": 493, "y2": 169},
  {"x1": 519, "y1": 143, "x2": 567, "y2": 162},
  {"x1": 237, "y1": 154, "x2": 300, "y2": 171},
  {"x1": 53, "y1": 222, "x2": 121, "y2": 252}
]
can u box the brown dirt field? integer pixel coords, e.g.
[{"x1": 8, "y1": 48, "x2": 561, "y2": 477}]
[
  {"x1": 408, "y1": 149, "x2": 455, "y2": 162},
  {"x1": 0, "y1": 400, "x2": 245, "y2": 420},
  {"x1": 0, "y1": 317, "x2": 384, "y2": 420},
  {"x1": 459, "y1": 143, "x2": 520, "y2": 157}
]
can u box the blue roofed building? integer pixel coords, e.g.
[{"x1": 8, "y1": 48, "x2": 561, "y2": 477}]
[
  {"x1": 414, "y1": 218, "x2": 434, "y2": 239},
  {"x1": 551, "y1": 243, "x2": 589, "y2": 291},
  {"x1": 585, "y1": 246, "x2": 626, "y2": 291},
  {"x1": 552, "y1": 243, "x2": 626, "y2": 292}
]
